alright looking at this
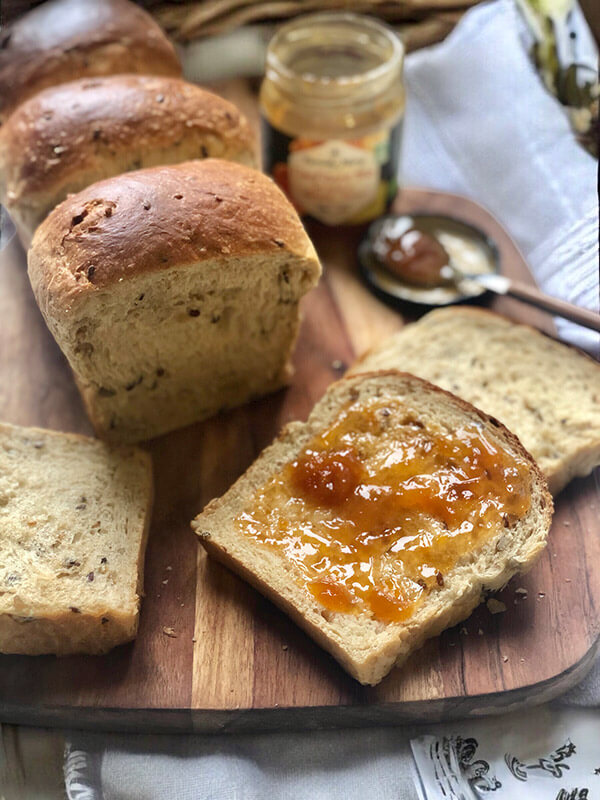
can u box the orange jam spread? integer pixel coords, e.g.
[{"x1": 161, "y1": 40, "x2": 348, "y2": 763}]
[{"x1": 237, "y1": 397, "x2": 532, "y2": 623}]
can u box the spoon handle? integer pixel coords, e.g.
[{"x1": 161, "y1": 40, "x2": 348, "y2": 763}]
[
  {"x1": 505, "y1": 279, "x2": 600, "y2": 333},
  {"x1": 475, "y1": 273, "x2": 600, "y2": 333}
]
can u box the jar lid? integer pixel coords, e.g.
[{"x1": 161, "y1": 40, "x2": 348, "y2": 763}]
[{"x1": 265, "y1": 12, "x2": 404, "y2": 107}]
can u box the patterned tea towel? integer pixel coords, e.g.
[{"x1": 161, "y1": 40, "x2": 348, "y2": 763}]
[{"x1": 411, "y1": 707, "x2": 600, "y2": 800}]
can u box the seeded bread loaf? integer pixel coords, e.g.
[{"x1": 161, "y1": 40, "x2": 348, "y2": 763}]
[
  {"x1": 28, "y1": 159, "x2": 321, "y2": 444},
  {"x1": 192, "y1": 371, "x2": 552, "y2": 685},
  {"x1": 0, "y1": 0, "x2": 181, "y2": 125},
  {"x1": 0, "y1": 422, "x2": 153, "y2": 655},
  {"x1": 0, "y1": 75, "x2": 256, "y2": 247},
  {"x1": 349, "y1": 307, "x2": 600, "y2": 495}
]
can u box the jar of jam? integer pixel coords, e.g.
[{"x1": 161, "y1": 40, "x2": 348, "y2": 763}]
[{"x1": 260, "y1": 12, "x2": 405, "y2": 226}]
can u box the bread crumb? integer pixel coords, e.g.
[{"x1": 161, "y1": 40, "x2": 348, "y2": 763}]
[
  {"x1": 520, "y1": 658, "x2": 525, "y2": 663},
  {"x1": 166, "y1": 566, "x2": 172, "y2": 571},
  {"x1": 180, "y1": 603, "x2": 185, "y2": 608},
  {"x1": 563, "y1": 521, "x2": 570, "y2": 527},
  {"x1": 460, "y1": 626, "x2": 468, "y2": 635},
  {"x1": 449, "y1": 642, "x2": 456, "y2": 647},
  {"x1": 565, "y1": 578, "x2": 572, "y2": 583},
  {"x1": 192, "y1": 637, "x2": 197, "y2": 643},
  {"x1": 162, "y1": 579, "x2": 169, "y2": 585},
  {"x1": 515, "y1": 587, "x2": 528, "y2": 596},
  {"x1": 502, "y1": 655, "x2": 508, "y2": 662},
  {"x1": 331, "y1": 360, "x2": 345, "y2": 371},
  {"x1": 162, "y1": 627, "x2": 177, "y2": 638},
  {"x1": 282, "y1": 645, "x2": 288, "y2": 651},
  {"x1": 478, "y1": 628, "x2": 483, "y2": 636},
  {"x1": 537, "y1": 592, "x2": 546, "y2": 599},
  {"x1": 487, "y1": 598, "x2": 507, "y2": 614}
]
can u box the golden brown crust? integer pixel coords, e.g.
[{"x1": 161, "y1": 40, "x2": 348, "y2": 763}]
[
  {"x1": 0, "y1": 0, "x2": 181, "y2": 123},
  {"x1": 28, "y1": 159, "x2": 317, "y2": 315},
  {"x1": 0, "y1": 75, "x2": 255, "y2": 202}
]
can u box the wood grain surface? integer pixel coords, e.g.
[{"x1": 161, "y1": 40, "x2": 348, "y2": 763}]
[{"x1": 0, "y1": 183, "x2": 598, "y2": 733}]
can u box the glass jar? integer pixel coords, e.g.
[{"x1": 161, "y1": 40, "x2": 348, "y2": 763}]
[{"x1": 260, "y1": 12, "x2": 405, "y2": 226}]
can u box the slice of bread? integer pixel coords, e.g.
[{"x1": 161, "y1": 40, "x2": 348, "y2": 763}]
[
  {"x1": 0, "y1": 422, "x2": 153, "y2": 655},
  {"x1": 192, "y1": 371, "x2": 552, "y2": 685},
  {"x1": 349, "y1": 308, "x2": 600, "y2": 495}
]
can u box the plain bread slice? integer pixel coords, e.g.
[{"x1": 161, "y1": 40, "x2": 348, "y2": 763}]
[{"x1": 0, "y1": 422, "x2": 153, "y2": 655}]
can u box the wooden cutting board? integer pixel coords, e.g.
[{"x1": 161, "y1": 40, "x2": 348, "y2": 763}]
[{"x1": 0, "y1": 184, "x2": 598, "y2": 733}]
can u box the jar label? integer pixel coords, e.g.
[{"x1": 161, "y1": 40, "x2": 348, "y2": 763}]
[{"x1": 262, "y1": 121, "x2": 402, "y2": 226}]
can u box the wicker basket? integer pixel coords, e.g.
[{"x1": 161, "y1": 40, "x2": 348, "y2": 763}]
[
  {"x1": 2, "y1": 1, "x2": 481, "y2": 52},
  {"x1": 152, "y1": 0, "x2": 480, "y2": 49}
]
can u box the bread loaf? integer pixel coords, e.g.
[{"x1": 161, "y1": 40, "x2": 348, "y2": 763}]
[
  {"x1": 0, "y1": 75, "x2": 256, "y2": 246},
  {"x1": 28, "y1": 159, "x2": 321, "y2": 444},
  {"x1": 0, "y1": 421, "x2": 153, "y2": 655},
  {"x1": 0, "y1": 0, "x2": 181, "y2": 124},
  {"x1": 349, "y1": 307, "x2": 600, "y2": 495},
  {"x1": 192, "y1": 371, "x2": 552, "y2": 685}
]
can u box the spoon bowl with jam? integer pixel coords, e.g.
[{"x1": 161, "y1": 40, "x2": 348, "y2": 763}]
[{"x1": 359, "y1": 213, "x2": 500, "y2": 306}]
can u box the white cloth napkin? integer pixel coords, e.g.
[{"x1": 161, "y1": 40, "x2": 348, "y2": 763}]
[
  {"x1": 401, "y1": 0, "x2": 598, "y2": 353},
  {"x1": 64, "y1": 727, "x2": 419, "y2": 800},
  {"x1": 62, "y1": 2, "x2": 599, "y2": 798}
]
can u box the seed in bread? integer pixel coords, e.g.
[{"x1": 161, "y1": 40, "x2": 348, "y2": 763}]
[
  {"x1": 28, "y1": 159, "x2": 322, "y2": 444},
  {"x1": 349, "y1": 307, "x2": 600, "y2": 495},
  {"x1": 0, "y1": 75, "x2": 256, "y2": 247},
  {"x1": 192, "y1": 371, "x2": 552, "y2": 685},
  {"x1": 0, "y1": 0, "x2": 181, "y2": 125},
  {"x1": 0, "y1": 422, "x2": 153, "y2": 656}
]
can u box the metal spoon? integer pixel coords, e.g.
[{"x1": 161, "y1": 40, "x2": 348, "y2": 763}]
[{"x1": 439, "y1": 261, "x2": 600, "y2": 333}]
